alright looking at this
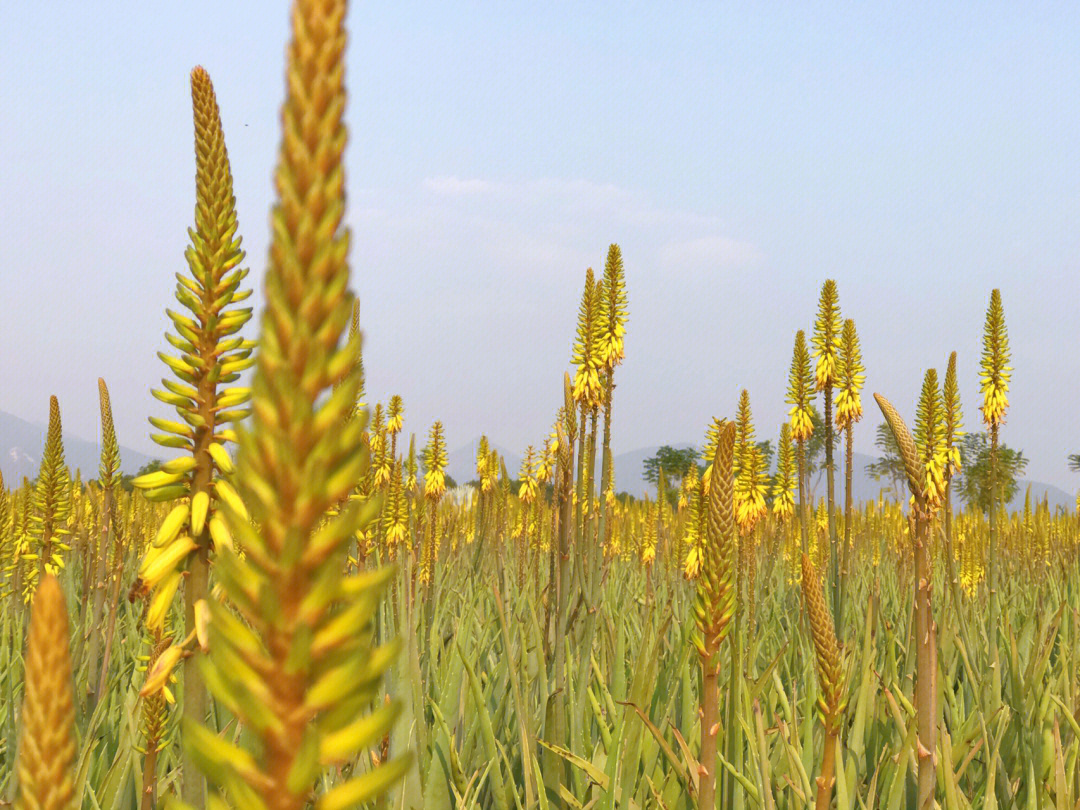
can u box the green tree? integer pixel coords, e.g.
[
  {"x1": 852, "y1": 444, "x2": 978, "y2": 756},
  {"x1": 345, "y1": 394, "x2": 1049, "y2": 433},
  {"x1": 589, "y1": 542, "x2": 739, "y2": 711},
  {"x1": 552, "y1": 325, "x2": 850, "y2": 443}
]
[
  {"x1": 805, "y1": 406, "x2": 839, "y2": 498},
  {"x1": 755, "y1": 439, "x2": 775, "y2": 473},
  {"x1": 866, "y1": 422, "x2": 906, "y2": 499},
  {"x1": 955, "y1": 432, "x2": 1028, "y2": 514},
  {"x1": 755, "y1": 439, "x2": 779, "y2": 504},
  {"x1": 1068, "y1": 453, "x2": 1080, "y2": 473},
  {"x1": 120, "y1": 459, "x2": 163, "y2": 492},
  {"x1": 643, "y1": 445, "x2": 699, "y2": 486}
]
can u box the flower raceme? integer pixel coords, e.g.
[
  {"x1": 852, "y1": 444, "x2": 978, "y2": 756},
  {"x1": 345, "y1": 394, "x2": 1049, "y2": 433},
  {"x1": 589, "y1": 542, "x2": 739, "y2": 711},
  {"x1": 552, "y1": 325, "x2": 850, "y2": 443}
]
[
  {"x1": 834, "y1": 318, "x2": 864, "y2": 431},
  {"x1": 979, "y1": 289, "x2": 1011, "y2": 429},
  {"x1": 130, "y1": 66, "x2": 253, "y2": 636},
  {"x1": 424, "y1": 421, "x2": 449, "y2": 501},
  {"x1": 571, "y1": 267, "x2": 605, "y2": 410},
  {"x1": 812, "y1": 279, "x2": 842, "y2": 392},
  {"x1": 772, "y1": 424, "x2": 796, "y2": 522},
  {"x1": 787, "y1": 330, "x2": 815, "y2": 443}
]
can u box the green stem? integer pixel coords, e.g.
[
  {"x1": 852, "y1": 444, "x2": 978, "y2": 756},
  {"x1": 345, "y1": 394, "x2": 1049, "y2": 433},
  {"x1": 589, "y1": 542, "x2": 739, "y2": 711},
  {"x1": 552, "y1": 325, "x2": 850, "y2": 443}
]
[
  {"x1": 989, "y1": 424, "x2": 1000, "y2": 712},
  {"x1": 698, "y1": 658, "x2": 721, "y2": 810},
  {"x1": 840, "y1": 423, "x2": 853, "y2": 625},
  {"x1": 86, "y1": 485, "x2": 113, "y2": 705},
  {"x1": 797, "y1": 441, "x2": 810, "y2": 557},
  {"x1": 825, "y1": 387, "x2": 839, "y2": 631}
]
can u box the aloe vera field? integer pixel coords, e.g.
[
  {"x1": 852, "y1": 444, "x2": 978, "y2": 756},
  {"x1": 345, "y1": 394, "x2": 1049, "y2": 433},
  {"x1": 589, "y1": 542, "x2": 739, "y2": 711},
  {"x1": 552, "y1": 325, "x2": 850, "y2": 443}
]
[{"x1": 4, "y1": 2, "x2": 1080, "y2": 810}]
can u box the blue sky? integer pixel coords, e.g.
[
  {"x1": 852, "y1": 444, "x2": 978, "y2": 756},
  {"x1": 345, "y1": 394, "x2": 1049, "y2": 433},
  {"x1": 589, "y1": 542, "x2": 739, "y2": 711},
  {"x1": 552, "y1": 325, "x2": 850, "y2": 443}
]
[{"x1": 2, "y1": 2, "x2": 1079, "y2": 491}]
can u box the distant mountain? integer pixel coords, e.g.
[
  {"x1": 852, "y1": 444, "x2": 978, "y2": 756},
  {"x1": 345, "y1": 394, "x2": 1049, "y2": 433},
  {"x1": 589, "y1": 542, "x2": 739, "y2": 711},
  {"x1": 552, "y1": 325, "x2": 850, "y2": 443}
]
[
  {"x1": 393, "y1": 433, "x2": 1077, "y2": 514},
  {"x1": 821, "y1": 452, "x2": 1075, "y2": 513},
  {"x1": 1001, "y1": 481, "x2": 1074, "y2": 513},
  {"x1": 0, "y1": 410, "x2": 155, "y2": 484}
]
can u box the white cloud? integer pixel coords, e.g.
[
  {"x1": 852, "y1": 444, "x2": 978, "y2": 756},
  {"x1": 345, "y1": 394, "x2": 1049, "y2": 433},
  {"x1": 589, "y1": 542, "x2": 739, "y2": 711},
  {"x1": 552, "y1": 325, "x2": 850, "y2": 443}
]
[
  {"x1": 423, "y1": 176, "x2": 498, "y2": 196},
  {"x1": 413, "y1": 175, "x2": 762, "y2": 268},
  {"x1": 658, "y1": 235, "x2": 764, "y2": 271}
]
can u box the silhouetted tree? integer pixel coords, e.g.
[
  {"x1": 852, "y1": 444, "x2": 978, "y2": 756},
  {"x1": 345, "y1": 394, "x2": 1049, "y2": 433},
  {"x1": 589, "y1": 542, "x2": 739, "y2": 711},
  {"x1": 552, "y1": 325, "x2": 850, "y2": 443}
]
[
  {"x1": 956, "y1": 432, "x2": 1027, "y2": 514},
  {"x1": 643, "y1": 445, "x2": 698, "y2": 485},
  {"x1": 866, "y1": 422, "x2": 905, "y2": 500},
  {"x1": 121, "y1": 459, "x2": 162, "y2": 492}
]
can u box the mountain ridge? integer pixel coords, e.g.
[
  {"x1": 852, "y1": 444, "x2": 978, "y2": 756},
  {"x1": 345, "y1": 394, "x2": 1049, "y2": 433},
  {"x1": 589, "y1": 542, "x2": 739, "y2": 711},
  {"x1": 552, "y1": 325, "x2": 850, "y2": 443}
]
[
  {"x1": 447, "y1": 437, "x2": 1075, "y2": 512},
  {"x1": 5, "y1": 411, "x2": 1065, "y2": 514},
  {"x1": 1, "y1": 409, "x2": 155, "y2": 484}
]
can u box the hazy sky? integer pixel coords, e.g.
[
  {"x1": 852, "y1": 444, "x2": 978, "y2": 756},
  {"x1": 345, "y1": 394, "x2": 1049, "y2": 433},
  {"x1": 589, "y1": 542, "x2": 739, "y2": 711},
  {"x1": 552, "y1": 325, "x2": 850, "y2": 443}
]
[{"x1": 2, "y1": 2, "x2": 1078, "y2": 491}]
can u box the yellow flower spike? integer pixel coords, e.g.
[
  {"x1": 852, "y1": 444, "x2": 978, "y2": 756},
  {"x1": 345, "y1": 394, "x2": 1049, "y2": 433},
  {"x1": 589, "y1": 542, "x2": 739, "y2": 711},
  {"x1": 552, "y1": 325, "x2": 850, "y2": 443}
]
[
  {"x1": 194, "y1": 599, "x2": 211, "y2": 653},
  {"x1": 684, "y1": 543, "x2": 702, "y2": 579},
  {"x1": 153, "y1": 502, "x2": 191, "y2": 548},
  {"x1": 140, "y1": 644, "x2": 185, "y2": 699},
  {"x1": 733, "y1": 390, "x2": 769, "y2": 536},
  {"x1": 15, "y1": 574, "x2": 76, "y2": 810},
  {"x1": 214, "y1": 478, "x2": 248, "y2": 522},
  {"x1": 811, "y1": 279, "x2": 842, "y2": 393},
  {"x1": 98, "y1": 378, "x2": 122, "y2": 489},
  {"x1": 570, "y1": 268, "x2": 606, "y2": 411},
  {"x1": 914, "y1": 368, "x2": 948, "y2": 513},
  {"x1": 190, "y1": 491, "x2": 210, "y2": 536},
  {"x1": 380, "y1": 459, "x2": 409, "y2": 551},
  {"x1": 979, "y1": 288, "x2": 1011, "y2": 429},
  {"x1": 772, "y1": 424, "x2": 797, "y2": 522},
  {"x1": 139, "y1": 537, "x2": 199, "y2": 591},
  {"x1": 208, "y1": 514, "x2": 234, "y2": 553},
  {"x1": 386, "y1": 395, "x2": 404, "y2": 437},
  {"x1": 475, "y1": 436, "x2": 490, "y2": 480},
  {"x1": 692, "y1": 419, "x2": 737, "y2": 810},
  {"x1": 184, "y1": 2, "x2": 408, "y2": 805},
  {"x1": 597, "y1": 244, "x2": 628, "y2": 374},
  {"x1": 423, "y1": 422, "x2": 449, "y2": 502},
  {"x1": 835, "y1": 318, "x2": 864, "y2": 431},
  {"x1": 28, "y1": 396, "x2": 72, "y2": 589},
  {"x1": 207, "y1": 441, "x2": 234, "y2": 474},
  {"x1": 161, "y1": 456, "x2": 198, "y2": 475},
  {"x1": 131, "y1": 65, "x2": 258, "y2": 804},
  {"x1": 786, "y1": 330, "x2": 816, "y2": 443},
  {"x1": 132, "y1": 469, "x2": 186, "y2": 490}
]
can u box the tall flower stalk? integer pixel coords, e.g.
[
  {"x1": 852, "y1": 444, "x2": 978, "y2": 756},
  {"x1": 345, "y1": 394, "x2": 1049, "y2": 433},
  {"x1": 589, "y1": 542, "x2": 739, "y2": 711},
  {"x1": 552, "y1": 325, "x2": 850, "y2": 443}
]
[
  {"x1": 941, "y1": 352, "x2": 966, "y2": 634},
  {"x1": 811, "y1": 280, "x2": 842, "y2": 623},
  {"x1": 130, "y1": 66, "x2": 254, "y2": 805},
  {"x1": 571, "y1": 267, "x2": 604, "y2": 553},
  {"x1": 596, "y1": 244, "x2": 628, "y2": 550},
  {"x1": 86, "y1": 378, "x2": 121, "y2": 702},
  {"x1": 979, "y1": 288, "x2": 1010, "y2": 709},
  {"x1": 876, "y1": 386, "x2": 952, "y2": 810},
  {"x1": 183, "y1": 1, "x2": 408, "y2": 806},
  {"x1": 13, "y1": 574, "x2": 76, "y2": 810},
  {"x1": 800, "y1": 550, "x2": 846, "y2": 810},
  {"x1": 0, "y1": 472, "x2": 10, "y2": 606},
  {"x1": 834, "y1": 318, "x2": 863, "y2": 615},
  {"x1": 787, "y1": 331, "x2": 815, "y2": 557},
  {"x1": 726, "y1": 391, "x2": 767, "y2": 806},
  {"x1": 692, "y1": 419, "x2": 736, "y2": 810},
  {"x1": 420, "y1": 421, "x2": 448, "y2": 588},
  {"x1": 569, "y1": 268, "x2": 605, "y2": 731},
  {"x1": 27, "y1": 396, "x2": 71, "y2": 594},
  {"x1": 772, "y1": 424, "x2": 797, "y2": 578}
]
